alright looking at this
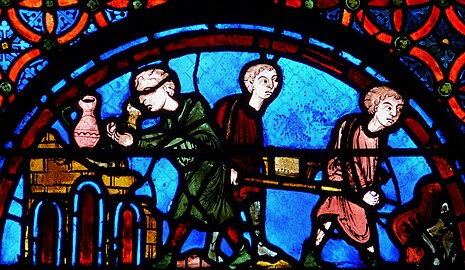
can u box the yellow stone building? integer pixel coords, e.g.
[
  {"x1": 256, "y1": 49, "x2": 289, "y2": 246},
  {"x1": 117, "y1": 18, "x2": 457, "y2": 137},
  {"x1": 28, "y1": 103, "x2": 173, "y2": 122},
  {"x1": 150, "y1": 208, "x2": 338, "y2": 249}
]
[{"x1": 26, "y1": 132, "x2": 158, "y2": 267}]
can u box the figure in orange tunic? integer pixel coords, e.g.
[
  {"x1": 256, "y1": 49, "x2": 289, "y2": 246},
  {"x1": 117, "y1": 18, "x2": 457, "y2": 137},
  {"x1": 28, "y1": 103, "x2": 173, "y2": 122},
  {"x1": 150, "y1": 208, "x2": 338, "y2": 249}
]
[{"x1": 301, "y1": 86, "x2": 404, "y2": 268}]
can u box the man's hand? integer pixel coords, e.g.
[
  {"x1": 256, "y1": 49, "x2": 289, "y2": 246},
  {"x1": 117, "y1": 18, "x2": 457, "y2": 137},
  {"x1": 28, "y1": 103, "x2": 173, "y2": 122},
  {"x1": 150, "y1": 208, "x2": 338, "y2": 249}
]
[
  {"x1": 362, "y1": 190, "x2": 380, "y2": 206},
  {"x1": 230, "y1": 168, "x2": 239, "y2": 185},
  {"x1": 107, "y1": 122, "x2": 134, "y2": 147},
  {"x1": 126, "y1": 103, "x2": 141, "y2": 130}
]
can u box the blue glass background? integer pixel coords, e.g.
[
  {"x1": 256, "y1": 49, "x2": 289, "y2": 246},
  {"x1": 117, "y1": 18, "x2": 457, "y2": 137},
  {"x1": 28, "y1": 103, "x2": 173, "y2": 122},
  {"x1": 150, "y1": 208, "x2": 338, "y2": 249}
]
[{"x1": 43, "y1": 51, "x2": 432, "y2": 267}]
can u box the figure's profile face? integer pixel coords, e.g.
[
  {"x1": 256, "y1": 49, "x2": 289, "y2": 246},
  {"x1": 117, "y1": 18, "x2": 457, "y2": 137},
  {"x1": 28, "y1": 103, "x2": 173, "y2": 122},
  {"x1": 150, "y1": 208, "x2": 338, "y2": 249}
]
[
  {"x1": 251, "y1": 68, "x2": 278, "y2": 100},
  {"x1": 138, "y1": 87, "x2": 169, "y2": 112},
  {"x1": 374, "y1": 96, "x2": 404, "y2": 128},
  {"x1": 134, "y1": 69, "x2": 175, "y2": 112}
]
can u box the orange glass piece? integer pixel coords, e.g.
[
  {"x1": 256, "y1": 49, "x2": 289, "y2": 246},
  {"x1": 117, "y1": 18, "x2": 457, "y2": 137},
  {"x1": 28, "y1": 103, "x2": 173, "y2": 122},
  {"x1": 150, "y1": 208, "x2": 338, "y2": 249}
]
[
  {"x1": 459, "y1": 222, "x2": 465, "y2": 251},
  {"x1": 107, "y1": 0, "x2": 130, "y2": 8},
  {"x1": 447, "y1": 182, "x2": 465, "y2": 215},
  {"x1": 342, "y1": 10, "x2": 351, "y2": 26},
  {"x1": 410, "y1": 6, "x2": 440, "y2": 40},
  {"x1": 45, "y1": 12, "x2": 55, "y2": 34},
  {"x1": 57, "y1": 13, "x2": 89, "y2": 44},
  {"x1": 94, "y1": 12, "x2": 109, "y2": 28},
  {"x1": 0, "y1": 178, "x2": 15, "y2": 218},
  {"x1": 122, "y1": 210, "x2": 133, "y2": 264},
  {"x1": 84, "y1": 68, "x2": 109, "y2": 87},
  {"x1": 367, "y1": 0, "x2": 389, "y2": 7},
  {"x1": 147, "y1": 0, "x2": 169, "y2": 8},
  {"x1": 133, "y1": 48, "x2": 161, "y2": 62},
  {"x1": 410, "y1": 47, "x2": 444, "y2": 81},
  {"x1": 393, "y1": 9, "x2": 402, "y2": 32},
  {"x1": 272, "y1": 41, "x2": 298, "y2": 53},
  {"x1": 405, "y1": 117, "x2": 430, "y2": 145},
  {"x1": 302, "y1": 54, "x2": 343, "y2": 75},
  {"x1": 405, "y1": 0, "x2": 429, "y2": 5},
  {"x1": 356, "y1": 10, "x2": 392, "y2": 43},
  {"x1": 284, "y1": 0, "x2": 301, "y2": 8},
  {"x1": 9, "y1": 49, "x2": 41, "y2": 81},
  {"x1": 448, "y1": 97, "x2": 465, "y2": 121},
  {"x1": 20, "y1": 109, "x2": 54, "y2": 148},
  {"x1": 58, "y1": 0, "x2": 79, "y2": 6},
  {"x1": 445, "y1": 6, "x2": 465, "y2": 36},
  {"x1": 432, "y1": 156, "x2": 454, "y2": 179},
  {"x1": 19, "y1": 0, "x2": 41, "y2": 7},
  {"x1": 7, "y1": 9, "x2": 42, "y2": 42}
]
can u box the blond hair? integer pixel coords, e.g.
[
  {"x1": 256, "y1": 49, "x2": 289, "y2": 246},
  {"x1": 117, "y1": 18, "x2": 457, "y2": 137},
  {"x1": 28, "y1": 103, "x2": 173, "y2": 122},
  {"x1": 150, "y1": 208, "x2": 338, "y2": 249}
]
[
  {"x1": 364, "y1": 86, "x2": 403, "y2": 115},
  {"x1": 243, "y1": 64, "x2": 276, "y2": 93}
]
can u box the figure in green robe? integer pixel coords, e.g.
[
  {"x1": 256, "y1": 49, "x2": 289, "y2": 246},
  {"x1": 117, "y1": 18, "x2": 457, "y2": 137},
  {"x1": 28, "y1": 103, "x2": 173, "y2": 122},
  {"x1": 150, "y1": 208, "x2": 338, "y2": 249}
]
[{"x1": 107, "y1": 65, "x2": 252, "y2": 269}]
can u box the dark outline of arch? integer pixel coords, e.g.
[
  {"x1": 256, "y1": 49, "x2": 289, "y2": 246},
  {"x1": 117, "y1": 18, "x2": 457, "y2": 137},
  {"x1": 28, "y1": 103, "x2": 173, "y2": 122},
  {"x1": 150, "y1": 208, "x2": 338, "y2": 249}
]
[{"x1": 0, "y1": 0, "x2": 464, "y2": 265}]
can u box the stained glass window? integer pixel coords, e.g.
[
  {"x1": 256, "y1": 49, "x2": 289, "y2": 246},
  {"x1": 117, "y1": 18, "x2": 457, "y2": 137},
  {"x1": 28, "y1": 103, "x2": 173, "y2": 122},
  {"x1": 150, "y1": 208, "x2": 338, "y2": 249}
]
[{"x1": 1, "y1": 0, "x2": 465, "y2": 269}]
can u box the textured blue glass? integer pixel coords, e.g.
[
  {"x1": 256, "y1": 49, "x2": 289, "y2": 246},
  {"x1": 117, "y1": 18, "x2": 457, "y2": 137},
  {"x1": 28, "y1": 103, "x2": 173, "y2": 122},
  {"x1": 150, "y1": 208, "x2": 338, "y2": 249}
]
[
  {"x1": 340, "y1": 51, "x2": 361, "y2": 65},
  {"x1": 351, "y1": 21, "x2": 366, "y2": 35},
  {"x1": 181, "y1": 229, "x2": 206, "y2": 253},
  {"x1": 215, "y1": 24, "x2": 274, "y2": 32},
  {"x1": 7, "y1": 200, "x2": 22, "y2": 218},
  {"x1": 104, "y1": 9, "x2": 128, "y2": 24},
  {"x1": 154, "y1": 24, "x2": 208, "y2": 39},
  {"x1": 96, "y1": 72, "x2": 131, "y2": 118},
  {"x1": 0, "y1": 220, "x2": 21, "y2": 264},
  {"x1": 281, "y1": 30, "x2": 302, "y2": 40},
  {"x1": 410, "y1": 99, "x2": 433, "y2": 128},
  {"x1": 367, "y1": 9, "x2": 392, "y2": 31},
  {"x1": 18, "y1": 10, "x2": 45, "y2": 33},
  {"x1": 51, "y1": 79, "x2": 67, "y2": 93},
  {"x1": 134, "y1": 180, "x2": 153, "y2": 198},
  {"x1": 195, "y1": 52, "x2": 260, "y2": 107},
  {"x1": 141, "y1": 118, "x2": 160, "y2": 129},
  {"x1": 56, "y1": 9, "x2": 80, "y2": 35},
  {"x1": 308, "y1": 38, "x2": 334, "y2": 50},
  {"x1": 0, "y1": 52, "x2": 18, "y2": 72},
  {"x1": 264, "y1": 58, "x2": 360, "y2": 149},
  {"x1": 14, "y1": 106, "x2": 38, "y2": 136},
  {"x1": 436, "y1": 129, "x2": 447, "y2": 144},
  {"x1": 17, "y1": 58, "x2": 48, "y2": 91},
  {"x1": 405, "y1": 6, "x2": 432, "y2": 32},
  {"x1": 71, "y1": 60, "x2": 95, "y2": 79},
  {"x1": 100, "y1": 37, "x2": 149, "y2": 60},
  {"x1": 322, "y1": 7, "x2": 341, "y2": 22},
  {"x1": 51, "y1": 120, "x2": 71, "y2": 145},
  {"x1": 365, "y1": 66, "x2": 388, "y2": 82},
  {"x1": 169, "y1": 54, "x2": 198, "y2": 94}
]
